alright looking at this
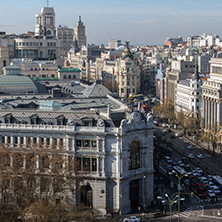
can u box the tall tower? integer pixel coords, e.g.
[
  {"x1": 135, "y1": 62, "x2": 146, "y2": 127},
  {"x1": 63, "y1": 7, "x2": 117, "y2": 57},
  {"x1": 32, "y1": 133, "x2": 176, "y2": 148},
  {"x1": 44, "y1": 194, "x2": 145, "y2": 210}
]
[
  {"x1": 74, "y1": 16, "x2": 87, "y2": 48},
  {"x1": 35, "y1": 6, "x2": 56, "y2": 38}
]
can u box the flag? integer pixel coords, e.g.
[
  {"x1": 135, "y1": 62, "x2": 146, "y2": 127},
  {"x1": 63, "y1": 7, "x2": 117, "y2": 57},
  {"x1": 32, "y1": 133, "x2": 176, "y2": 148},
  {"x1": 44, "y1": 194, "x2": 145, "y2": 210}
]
[{"x1": 112, "y1": 66, "x2": 115, "y2": 74}]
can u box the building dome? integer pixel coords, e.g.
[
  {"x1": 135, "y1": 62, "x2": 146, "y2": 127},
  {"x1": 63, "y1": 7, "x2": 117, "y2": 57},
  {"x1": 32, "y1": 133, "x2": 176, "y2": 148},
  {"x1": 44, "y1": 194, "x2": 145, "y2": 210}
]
[
  {"x1": 0, "y1": 65, "x2": 48, "y2": 95},
  {"x1": 121, "y1": 41, "x2": 133, "y2": 60}
]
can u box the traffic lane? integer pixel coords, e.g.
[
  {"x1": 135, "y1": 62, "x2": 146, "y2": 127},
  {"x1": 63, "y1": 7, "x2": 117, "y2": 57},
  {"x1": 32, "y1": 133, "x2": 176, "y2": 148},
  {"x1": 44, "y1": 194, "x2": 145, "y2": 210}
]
[{"x1": 155, "y1": 127, "x2": 222, "y2": 176}]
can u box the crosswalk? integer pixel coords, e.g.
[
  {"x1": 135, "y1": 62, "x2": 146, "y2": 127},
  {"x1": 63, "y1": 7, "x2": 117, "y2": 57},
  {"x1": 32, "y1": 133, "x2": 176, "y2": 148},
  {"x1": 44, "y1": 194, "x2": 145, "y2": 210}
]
[
  {"x1": 173, "y1": 206, "x2": 204, "y2": 218},
  {"x1": 173, "y1": 206, "x2": 193, "y2": 218}
]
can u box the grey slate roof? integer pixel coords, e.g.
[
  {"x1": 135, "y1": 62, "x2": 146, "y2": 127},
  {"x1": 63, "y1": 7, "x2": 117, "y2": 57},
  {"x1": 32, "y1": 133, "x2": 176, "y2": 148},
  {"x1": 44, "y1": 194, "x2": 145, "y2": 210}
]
[{"x1": 81, "y1": 82, "x2": 113, "y2": 97}]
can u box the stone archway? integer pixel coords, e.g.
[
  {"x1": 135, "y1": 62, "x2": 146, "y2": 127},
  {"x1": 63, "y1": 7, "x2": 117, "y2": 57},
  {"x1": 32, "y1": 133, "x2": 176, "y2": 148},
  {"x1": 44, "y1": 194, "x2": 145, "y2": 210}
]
[{"x1": 80, "y1": 185, "x2": 93, "y2": 207}]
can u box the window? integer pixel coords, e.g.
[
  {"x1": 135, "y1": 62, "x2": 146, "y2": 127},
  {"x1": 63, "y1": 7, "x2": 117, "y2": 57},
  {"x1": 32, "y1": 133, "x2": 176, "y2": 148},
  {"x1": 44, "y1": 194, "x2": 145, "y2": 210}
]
[
  {"x1": 91, "y1": 140, "x2": 97, "y2": 147},
  {"x1": 76, "y1": 157, "x2": 97, "y2": 172},
  {"x1": 92, "y1": 158, "x2": 97, "y2": 171},
  {"x1": 83, "y1": 158, "x2": 90, "y2": 171},
  {"x1": 76, "y1": 139, "x2": 97, "y2": 148},
  {"x1": 128, "y1": 141, "x2": 140, "y2": 170},
  {"x1": 83, "y1": 140, "x2": 90, "y2": 147}
]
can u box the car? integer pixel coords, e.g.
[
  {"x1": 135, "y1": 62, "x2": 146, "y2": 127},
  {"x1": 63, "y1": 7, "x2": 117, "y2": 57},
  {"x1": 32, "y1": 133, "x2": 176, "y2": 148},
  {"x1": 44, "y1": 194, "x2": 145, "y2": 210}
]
[
  {"x1": 161, "y1": 130, "x2": 167, "y2": 135},
  {"x1": 184, "y1": 164, "x2": 191, "y2": 172},
  {"x1": 165, "y1": 156, "x2": 172, "y2": 164},
  {"x1": 162, "y1": 124, "x2": 167, "y2": 128},
  {"x1": 95, "y1": 214, "x2": 107, "y2": 220},
  {"x1": 191, "y1": 170, "x2": 199, "y2": 177},
  {"x1": 200, "y1": 177, "x2": 208, "y2": 184},
  {"x1": 182, "y1": 157, "x2": 188, "y2": 164},
  {"x1": 211, "y1": 185, "x2": 221, "y2": 195},
  {"x1": 153, "y1": 121, "x2": 159, "y2": 126},
  {"x1": 207, "y1": 189, "x2": 216, "y2": 198},
  {"x1": 175, "y1": 133, "x2": 181, "y2": 137},
  {"x1": 187, "y1": 145, "x2": 194, "y2": 150},
  {"x1": 171, "y1": 135, "x2": 176, "y2": 139},
  {"x1": 197, "y1": 154, "x2": 204, "y2": 159},
  {"x1": 178, "y1": 161, "x2": 184, "y2": 167},
  {"x1": 209, "y1": 181, "x2": 216, "y2": 187},
  {"x1": 187, "y1": 154, "x2": 194, "y2": 159},
  {"x1": 195, "y1": 167, "x2": 203, "y2": 173},
  {"x1": 123, "y1": 216, "x2": 141, "y2": 222},
  {"x1": 166, "y1": 138, "x2": 172, "y2": 143}
]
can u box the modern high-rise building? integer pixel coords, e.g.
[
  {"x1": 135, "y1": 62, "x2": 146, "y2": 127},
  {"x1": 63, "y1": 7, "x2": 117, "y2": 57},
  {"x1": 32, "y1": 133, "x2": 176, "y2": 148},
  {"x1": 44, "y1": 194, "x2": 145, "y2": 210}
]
[{"x1": 74, "y1": 16, "x2": 87, "y2": 48}]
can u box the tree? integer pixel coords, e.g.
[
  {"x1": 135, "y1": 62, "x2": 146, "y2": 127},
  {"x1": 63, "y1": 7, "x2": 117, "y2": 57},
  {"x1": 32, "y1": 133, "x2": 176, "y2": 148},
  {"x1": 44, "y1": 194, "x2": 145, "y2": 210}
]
[
  {"x1": 103, "y1": 78, "x2": 118, "y2": 93},
  {"x1": 153, "y1": 98, "x2": 175, "y2": 123},
  {"x1": 0, "y1": 142, "x2": 90, "y2": 221}
]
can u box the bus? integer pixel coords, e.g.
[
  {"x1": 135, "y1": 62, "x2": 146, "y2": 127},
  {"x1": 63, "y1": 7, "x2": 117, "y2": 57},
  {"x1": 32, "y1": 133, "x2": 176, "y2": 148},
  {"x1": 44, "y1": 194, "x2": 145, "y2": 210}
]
[
  {"x1": 188, "y1": 175, "x2": 207, "y2": 198},
  {"x1": 212, "y1": 175, "x2": 222, "y2": 190},
  {"x1": 172, "y1": 166, "x2": 187, "y2": 177}
]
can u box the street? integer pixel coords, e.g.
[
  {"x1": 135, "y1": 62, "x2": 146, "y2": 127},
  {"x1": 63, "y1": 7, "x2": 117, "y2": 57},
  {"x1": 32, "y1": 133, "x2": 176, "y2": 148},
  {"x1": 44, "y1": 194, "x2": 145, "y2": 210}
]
[{"x1": 154, "y1": 124, "x2": 222, "y2": 221}]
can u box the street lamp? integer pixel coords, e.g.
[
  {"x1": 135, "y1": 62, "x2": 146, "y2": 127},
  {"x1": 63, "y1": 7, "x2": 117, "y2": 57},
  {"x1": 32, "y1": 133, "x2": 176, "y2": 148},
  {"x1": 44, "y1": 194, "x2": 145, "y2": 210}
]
[
  {"x1": 157, "y1": 193, "x2": 179, "y2": 222},
  {"x1": 171, "y1": 170, "x2": 190, "y2": 222}
]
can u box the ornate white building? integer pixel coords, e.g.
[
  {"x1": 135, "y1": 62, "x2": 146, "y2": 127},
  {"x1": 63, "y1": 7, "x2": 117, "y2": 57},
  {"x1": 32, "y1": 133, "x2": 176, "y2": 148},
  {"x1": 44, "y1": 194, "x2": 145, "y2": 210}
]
[
  {"x1": 0, "y1": 68, "x2": 154, "y2": 214},
  {"x1": 202, "y1": 58, "x2": 222, "y2": 130},
  {"x1": 176, "y1": 64, "x2": 202, "y2": 117},
  {"x1": 116, "y1": 42, "x2": 141, "y2": 99}
]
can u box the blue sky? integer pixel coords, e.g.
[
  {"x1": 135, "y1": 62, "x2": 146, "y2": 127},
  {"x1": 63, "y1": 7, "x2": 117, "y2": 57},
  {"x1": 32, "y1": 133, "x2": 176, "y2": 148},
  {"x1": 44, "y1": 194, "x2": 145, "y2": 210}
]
[{"x1": 1, "y1": 0, "x2": 222, "y2": 45}]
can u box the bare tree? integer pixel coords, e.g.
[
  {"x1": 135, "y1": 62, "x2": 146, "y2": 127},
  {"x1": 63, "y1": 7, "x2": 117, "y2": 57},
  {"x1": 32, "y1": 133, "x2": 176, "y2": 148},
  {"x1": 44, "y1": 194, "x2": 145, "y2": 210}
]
[{"x1": 0, "y1": 142, "x2": 91, "y2": 221}]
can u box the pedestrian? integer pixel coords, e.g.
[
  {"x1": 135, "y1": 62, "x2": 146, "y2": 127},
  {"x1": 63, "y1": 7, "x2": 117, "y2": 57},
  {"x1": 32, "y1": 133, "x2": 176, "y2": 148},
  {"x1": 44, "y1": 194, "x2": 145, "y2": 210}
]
[{"x1": 163, "y1": 206, "x2": 167, "y2": 215}]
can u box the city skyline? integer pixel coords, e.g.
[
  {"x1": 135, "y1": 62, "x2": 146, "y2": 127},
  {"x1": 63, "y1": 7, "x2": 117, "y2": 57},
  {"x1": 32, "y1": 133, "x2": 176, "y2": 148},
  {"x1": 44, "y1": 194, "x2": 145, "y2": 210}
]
[{"x1": 1, "y1": 0, "x2": 222, "y2": 45}]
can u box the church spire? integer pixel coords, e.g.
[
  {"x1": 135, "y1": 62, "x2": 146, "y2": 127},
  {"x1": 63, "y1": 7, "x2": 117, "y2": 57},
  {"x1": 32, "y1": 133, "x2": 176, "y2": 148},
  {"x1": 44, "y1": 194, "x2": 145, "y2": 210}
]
[{"x1": 79, "y1": 15, "x2": 81, "y2": 22}]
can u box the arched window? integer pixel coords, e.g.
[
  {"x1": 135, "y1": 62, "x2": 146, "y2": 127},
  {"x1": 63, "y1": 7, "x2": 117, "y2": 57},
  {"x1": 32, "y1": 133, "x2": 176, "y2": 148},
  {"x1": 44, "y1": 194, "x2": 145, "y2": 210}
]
[
  {"x1": 73, "y1": 75, "x2": 76, "y2": 79},
  {"x1": 68, "y1": 75, "x2": 71, "y2": 79},
  {"x1": 128, "y1": 141, "x2": 140, "y2": 170},
  {"x1": 64, "y1": 75, "x2": 67, "y2": 79}
]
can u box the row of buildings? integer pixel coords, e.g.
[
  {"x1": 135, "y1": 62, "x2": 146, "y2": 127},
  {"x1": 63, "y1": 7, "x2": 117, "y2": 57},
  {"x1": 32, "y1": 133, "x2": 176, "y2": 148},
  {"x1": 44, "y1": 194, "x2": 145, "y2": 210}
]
[
  {"x1": 0, "y1": 64, "x2": 154, "y2": 215},
  {"x1": 155, "y1": 43, "x2": 222, "y2": 151}
]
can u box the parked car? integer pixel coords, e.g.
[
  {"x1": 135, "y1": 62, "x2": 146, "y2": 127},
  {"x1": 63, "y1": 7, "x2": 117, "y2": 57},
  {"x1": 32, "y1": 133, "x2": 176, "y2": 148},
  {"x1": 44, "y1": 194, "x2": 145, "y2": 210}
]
[
  {"x1": 207, "y1": 189, "x2": 216, "y2": 198},
  {"x1": 197, "y1": 154, "x2": 204, "y2": 159},
  {"x1": 175, "y1": 133, "x2": 181, "y2": 137},
  {"x1": 187, "y1": 154, "x2": 194, "y2": 159},
  {"x1": 95, "y1": 214, "x2": 107, "y2": 220},
  {"x1": 187, "y1": 145, "x2": 194, "y2": 150},
  {"x1": 123, "y1": 216, "x2": 141, "y2": 222}
]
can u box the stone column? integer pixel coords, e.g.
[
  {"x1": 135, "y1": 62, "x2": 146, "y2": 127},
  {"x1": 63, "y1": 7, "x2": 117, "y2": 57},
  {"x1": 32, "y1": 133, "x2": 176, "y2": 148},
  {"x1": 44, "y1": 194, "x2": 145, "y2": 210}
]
[
  {"x1": 214, "y1": 101, "x2": 217, "y2": 128},
  {"x1": 50, "y1": 137, "x2": 53, "y2": 146},
  {"x1": 218, "y1": 102, "x2": 221, "y2": 126},
  {"x1": 208, "y1": 100, "x2": 211, "y2": 129},
  {"x1": 18, "y1": 136, "x2": 21, "y2": 145},
  {"x1": 211, "y1": 101, "x2": 214, "y2": 129},
  {"x1": 205, "y1": 98, "x2": 208, "y2": 129},
  {"x1": 4, "y1": 136, "x2": 8, "y2": 144},
  {"x1": 24, "y1": 136, "x2": 27, "y2": 147},
  {"x1": 11, "y1": 136, "x2": 14, "y2": 147}
]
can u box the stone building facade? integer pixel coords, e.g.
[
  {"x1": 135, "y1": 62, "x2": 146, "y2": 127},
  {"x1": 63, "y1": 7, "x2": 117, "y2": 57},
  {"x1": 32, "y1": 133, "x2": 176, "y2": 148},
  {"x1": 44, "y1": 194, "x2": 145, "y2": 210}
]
[{"x1": 0, "y1": 91, "x2": 154, "y2": 214}]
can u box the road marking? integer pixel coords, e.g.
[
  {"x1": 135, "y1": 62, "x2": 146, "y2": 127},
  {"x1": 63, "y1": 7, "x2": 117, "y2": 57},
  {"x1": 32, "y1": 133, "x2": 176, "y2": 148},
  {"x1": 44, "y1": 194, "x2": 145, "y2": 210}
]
[{"x1": 201, "y1": 215, "x2": 222, "y2": 220}]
